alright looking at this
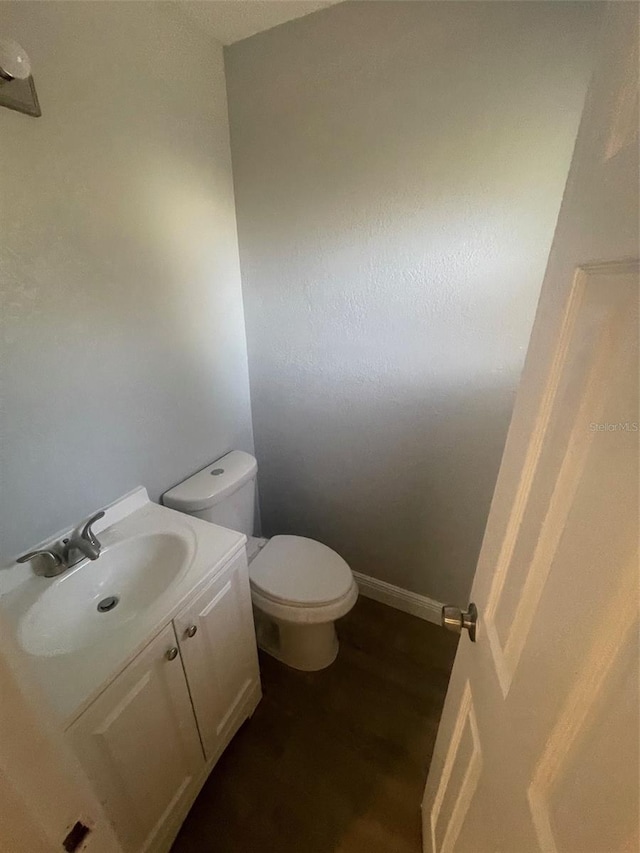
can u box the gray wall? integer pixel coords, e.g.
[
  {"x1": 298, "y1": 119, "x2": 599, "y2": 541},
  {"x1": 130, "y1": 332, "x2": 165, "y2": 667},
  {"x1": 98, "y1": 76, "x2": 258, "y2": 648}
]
[
  {"x1": 0, "y1": 2, "x2": 254, "y2": 563},
  {"x1": 226, "y1": 1, "x2": 597, "y2": 604}
]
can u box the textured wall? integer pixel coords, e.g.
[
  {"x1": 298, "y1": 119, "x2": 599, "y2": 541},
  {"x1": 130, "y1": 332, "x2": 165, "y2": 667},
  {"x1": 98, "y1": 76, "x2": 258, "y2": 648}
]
[
  {"x1": 226, "y1": 1, "x2": 597, "y2": 603},
  {"x1": 0, "y1": 2, "x2": 254, "y2": 563}
]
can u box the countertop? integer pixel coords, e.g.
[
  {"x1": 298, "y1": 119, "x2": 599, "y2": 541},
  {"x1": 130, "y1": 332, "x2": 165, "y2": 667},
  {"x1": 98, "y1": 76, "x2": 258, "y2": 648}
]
[{"x1": 0, "y1": 490, "x2": 246, "y2": 728}]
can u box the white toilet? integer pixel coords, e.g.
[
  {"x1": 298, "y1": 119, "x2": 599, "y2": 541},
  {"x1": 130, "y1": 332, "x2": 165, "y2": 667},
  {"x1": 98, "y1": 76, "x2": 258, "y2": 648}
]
[{"x1": 162, "y1": 450, "x2": 358, "y2": 671}]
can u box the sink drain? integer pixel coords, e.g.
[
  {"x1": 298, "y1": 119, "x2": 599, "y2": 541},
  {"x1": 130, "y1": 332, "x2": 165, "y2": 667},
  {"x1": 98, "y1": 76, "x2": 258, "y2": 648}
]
[{"x1": 97, "y1": 595, "x2": 119, "y2": 613}]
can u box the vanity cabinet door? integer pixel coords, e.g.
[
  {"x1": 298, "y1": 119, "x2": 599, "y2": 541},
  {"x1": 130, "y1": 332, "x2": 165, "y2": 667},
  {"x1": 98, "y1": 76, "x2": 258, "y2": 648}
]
[
  {"x1": 174, "y1": 550, "x2": 260, "y2": 762},
  {"x1": 66, "y1": 623, "x2": 204, "y2": 853}
]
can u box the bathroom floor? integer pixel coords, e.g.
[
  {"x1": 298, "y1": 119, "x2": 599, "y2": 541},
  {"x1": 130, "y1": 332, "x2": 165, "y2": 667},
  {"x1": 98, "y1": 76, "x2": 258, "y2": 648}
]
[{"x1": 171, "y1": 596, "x2": 458, "y2": 853}]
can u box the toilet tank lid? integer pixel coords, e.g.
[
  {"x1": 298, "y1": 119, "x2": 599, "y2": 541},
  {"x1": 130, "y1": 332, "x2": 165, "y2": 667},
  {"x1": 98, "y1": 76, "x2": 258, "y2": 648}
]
[{"x1": 162, "y1": 450, "x2": 257, "y2": 512}]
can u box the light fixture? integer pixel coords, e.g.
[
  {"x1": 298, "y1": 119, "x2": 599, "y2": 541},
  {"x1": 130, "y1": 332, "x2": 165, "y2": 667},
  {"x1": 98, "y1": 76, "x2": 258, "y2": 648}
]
[
  {"x1": 0, "y1": 39, "x2": 32, "y2": 82},
  {"x1": 0, "y1": 37, "x2": 41, "y2": 117}
]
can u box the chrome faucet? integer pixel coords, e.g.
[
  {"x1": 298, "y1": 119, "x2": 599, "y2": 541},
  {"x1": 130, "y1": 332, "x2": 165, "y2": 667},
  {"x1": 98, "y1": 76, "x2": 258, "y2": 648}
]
[
  {"x1": 64, "y1": 511, "x2": 105, "y2": 564},
  {"x1": 17, "y1": 511, "x2": 105, "y2": 578}
]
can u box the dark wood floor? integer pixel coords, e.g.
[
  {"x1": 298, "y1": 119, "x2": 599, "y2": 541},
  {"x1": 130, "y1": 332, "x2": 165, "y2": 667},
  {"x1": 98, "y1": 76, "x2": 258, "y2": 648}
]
[{"x1": 172, "y1": 596, "x2": 458, "y2": 853}]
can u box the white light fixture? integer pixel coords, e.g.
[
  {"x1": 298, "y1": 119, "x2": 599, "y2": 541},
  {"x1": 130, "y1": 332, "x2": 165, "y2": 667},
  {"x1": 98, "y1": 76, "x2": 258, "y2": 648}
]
[
  {"x1": 0, "y1": 38, "x2": 32, "y2": 82},
  {"x1": 0, "y1": 37, "x2": 40, "y2": 116}
]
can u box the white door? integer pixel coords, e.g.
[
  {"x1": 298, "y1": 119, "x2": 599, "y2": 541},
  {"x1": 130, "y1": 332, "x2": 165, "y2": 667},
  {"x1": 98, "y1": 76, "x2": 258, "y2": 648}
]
[
  {"x1": 422, "y1": 7, "x2": 639, "y2": 853},
  {"x1": 67, "y1": 624, "x2": 204, "y2": 853},
  {"x1": 174, "y1": 551, "x2": 261, "y2": 762}
]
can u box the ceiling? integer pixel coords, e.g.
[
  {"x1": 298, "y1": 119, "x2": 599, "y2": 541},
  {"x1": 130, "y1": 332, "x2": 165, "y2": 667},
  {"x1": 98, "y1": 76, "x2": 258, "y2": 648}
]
[{"x1": 174, "y1": 1, "x2": 341, "y2": 46}]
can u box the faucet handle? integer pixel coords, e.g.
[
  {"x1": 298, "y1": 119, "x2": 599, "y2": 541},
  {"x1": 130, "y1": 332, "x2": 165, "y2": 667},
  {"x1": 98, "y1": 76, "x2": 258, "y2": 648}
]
[
  {"x1": 17, "y1": 549, "x2": 63, "y2": 576},
  {"x1": 81, "y1": 511, "x2": 105, "y2": 546}
]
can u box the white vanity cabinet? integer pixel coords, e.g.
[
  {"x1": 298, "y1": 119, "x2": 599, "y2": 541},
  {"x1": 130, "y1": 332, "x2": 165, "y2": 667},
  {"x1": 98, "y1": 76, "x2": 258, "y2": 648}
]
[
  {"x1": 174, "y1": 549, "x2": 260, "y2": 762},
  {"x1": 66, "y1": 623, "x2": 204, "y2": 853},
  {"x1": 66, "y1": 548, "x2": 261, "y2": 853}
]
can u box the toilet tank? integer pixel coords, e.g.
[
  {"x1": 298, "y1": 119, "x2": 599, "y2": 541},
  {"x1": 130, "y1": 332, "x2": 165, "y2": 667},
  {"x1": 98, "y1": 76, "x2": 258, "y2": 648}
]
[{"x1": 162, "y1": 450, "x2": 257, "y2": 537}]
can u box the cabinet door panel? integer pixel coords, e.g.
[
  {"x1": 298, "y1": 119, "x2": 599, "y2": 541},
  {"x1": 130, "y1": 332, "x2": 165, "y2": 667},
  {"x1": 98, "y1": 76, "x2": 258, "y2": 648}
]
[
  {"x1": 175, "y1": 551, "x2": 260, "y2": 761},
  {"x1": 66, "y1": 624, "x2": 204, "y2": 853}
]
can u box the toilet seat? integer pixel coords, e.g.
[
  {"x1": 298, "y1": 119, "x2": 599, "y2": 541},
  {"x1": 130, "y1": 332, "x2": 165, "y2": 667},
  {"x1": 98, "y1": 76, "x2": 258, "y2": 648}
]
[{"x1": 249, "y1": 535, "x2": 354, "y2": 607}]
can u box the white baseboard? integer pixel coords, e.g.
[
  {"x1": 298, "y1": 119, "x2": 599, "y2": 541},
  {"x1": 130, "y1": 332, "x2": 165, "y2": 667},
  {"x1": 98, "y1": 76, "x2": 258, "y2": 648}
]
[{"x1": 352, "y1": 571, "x2": 443, "y2": 626}]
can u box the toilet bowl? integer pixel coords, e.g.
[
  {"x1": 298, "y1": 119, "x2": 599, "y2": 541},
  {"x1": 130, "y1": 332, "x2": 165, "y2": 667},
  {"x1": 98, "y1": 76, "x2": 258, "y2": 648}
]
[
  {"x1": 248, "y1": 534, "x2": 358, "y2": 670},
  {"x1": 162, "y1": 451, "x2": 358, "y2": 671}
]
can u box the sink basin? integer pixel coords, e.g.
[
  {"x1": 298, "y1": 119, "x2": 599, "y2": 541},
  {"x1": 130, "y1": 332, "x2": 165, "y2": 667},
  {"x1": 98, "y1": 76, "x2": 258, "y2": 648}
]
[{"x1": 19, "y1": 533, "x2": 192, "y2": 657}]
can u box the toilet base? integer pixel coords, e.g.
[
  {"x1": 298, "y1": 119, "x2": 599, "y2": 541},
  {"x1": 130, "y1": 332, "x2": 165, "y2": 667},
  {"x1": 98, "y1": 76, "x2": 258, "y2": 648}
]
[{"x1": 253, "y1": 608, "x2": 339, "y2": 671}]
